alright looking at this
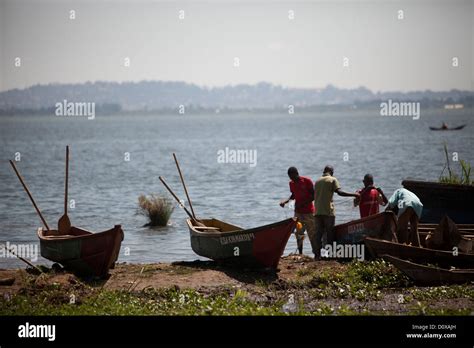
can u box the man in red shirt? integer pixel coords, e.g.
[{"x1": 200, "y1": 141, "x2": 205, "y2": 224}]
[
  {"x1": 354, "y1": 174, "x2": 388, "y2": 218},
  {"x1": 280, "y1": 167, "x2": 316, "y2": 255}
]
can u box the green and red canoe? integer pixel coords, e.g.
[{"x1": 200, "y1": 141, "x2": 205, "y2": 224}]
[
  {"x1": 38, "y1": 225, "x2": 124, "y2": 277},
  {"x1": 186, "y1": 218, "x2": 296, "y2": 269}
]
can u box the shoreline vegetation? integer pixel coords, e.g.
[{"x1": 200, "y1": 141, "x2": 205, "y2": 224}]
[
  {"x1": 1, "y1": 256, "x2": 472, "y2": 316},
  {"x1": 439, "y1": 143, "x2": 473, "y2": 185}
]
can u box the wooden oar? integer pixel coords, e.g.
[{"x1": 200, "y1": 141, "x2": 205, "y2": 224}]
[
  {"x1": 159, "y1": 176, "x2": 205, "y2": 227},
  {"x1": 9, "y1": 160, "x2": 50, "y2": 231},
  {"x1": 58, "y1": 145, "x2": 71, "y2": 234},
  {"x1": 172, "y1": 153, "x2": 196, "y2": 219}
]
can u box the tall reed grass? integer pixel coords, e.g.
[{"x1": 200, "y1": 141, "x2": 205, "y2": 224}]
[
  {"x1": 138, "y1": 194, "x2": 174, "y2": 226},
  {"x1": 439, "y1": 143, "x2": 473, "y2": 185}
]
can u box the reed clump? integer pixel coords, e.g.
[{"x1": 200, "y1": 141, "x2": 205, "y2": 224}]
[{"x1": 138, "y1": 194, "x2": 174, "y2": 226}]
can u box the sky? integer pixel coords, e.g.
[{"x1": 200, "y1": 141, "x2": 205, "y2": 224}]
[{"x1": 0, "y1": 0, "x2": 472, "y2": 92}]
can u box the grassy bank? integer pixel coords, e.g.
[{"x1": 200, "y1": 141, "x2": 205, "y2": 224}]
[{"x1": 0, "y1": 257, "x2": 472, "y2": 316}]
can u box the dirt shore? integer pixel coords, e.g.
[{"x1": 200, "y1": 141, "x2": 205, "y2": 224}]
[{"x1": 0, "y1": 256, "x2": 472, "y2": 315}]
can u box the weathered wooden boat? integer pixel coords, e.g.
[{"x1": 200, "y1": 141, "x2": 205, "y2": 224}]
[
  {"x1": 334, "y1": 211, "x2": 397, "y2": 244},
  {"x1": 429, "y1": 124, "x2": 466, "y2": 131},
  {"x1": 186, "y1": 218, "x2": 295, "y2": 269},
  {"x1": 402, "y1": 180, "x2": 474, "y2": 224},
  {"x1": 0, "y1": 277, "x2": 15, "y2": 286},
  {"x1": 364, "y1": 237, "x2": 474, "y2": 268},
  {"x1": 37, "y1": 225, "x2": 124, "y2": 277},
  {"x1": 383, "y1": 255, "x2": 474, "y2": 285},
  {"x1": 418, "y1": 223, "x2": 474, "y2": 236}
]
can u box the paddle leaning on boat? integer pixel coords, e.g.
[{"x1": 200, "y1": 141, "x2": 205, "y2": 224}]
[
  {"x1": 159, "y1": 154, "x2": 296, "y2": 269},
  {"x1": 9, "y1": 146, "x2": 123, "y2": 278}
]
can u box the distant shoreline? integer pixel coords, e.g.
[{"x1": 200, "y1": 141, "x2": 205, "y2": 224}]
[{"x1": 1, "y1": 104, "x2": 472, "y2": 117}]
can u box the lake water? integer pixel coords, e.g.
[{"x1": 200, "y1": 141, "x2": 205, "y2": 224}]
[{"x1": 0, "y1": 109, "x2": 472, "y2": 268}]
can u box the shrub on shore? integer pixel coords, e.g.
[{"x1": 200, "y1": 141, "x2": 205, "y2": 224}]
[{"x1": 138, "y1": 194, "x2": 174, "y2": 226}]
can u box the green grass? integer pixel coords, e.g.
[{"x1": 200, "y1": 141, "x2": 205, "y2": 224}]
[
  {"x1": 439, "y1": 143, "x2": 473, "y2": 185},
  {"x1": 0, "y1": 287, "x2": 284, "y2": 316},
  {"x1": 408, "y1": 285, "x2": 474, "y2": 301},
  {"x1": 291, "y1": 260, "x2": 411, "y2": 301},
  {"x1": 1, "y1": 261, "x2": 472, "y2": 316}
]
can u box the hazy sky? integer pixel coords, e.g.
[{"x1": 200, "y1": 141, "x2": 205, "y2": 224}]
[{"x1": 0, "y1": 0, "x2": 472, "y2": 92}]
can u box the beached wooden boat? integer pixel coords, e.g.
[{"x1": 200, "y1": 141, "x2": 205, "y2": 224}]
[
  {"x1": 429, "y1": 124, "x2": 466, "y2": 131},
  {"x1": 37, "y1": 225, "x2": 124, "y2": 277},
  {"x1": 364, "y1": 237, "x2": 474, "y2": 268},
  {"x1": 383, "y1": 255, "x2": 474, "y2": 285},
  {"x1": 402, "y1": 180, "x2": 474, "y2": 224},
  {"x1": 186, "y1": 218, "x2": 295, "y2": 269},
  {"x1": 334, "y1": 211, "x2": 397, "y2": 244},
  {"x1": 0, "y1": 277, "x2": 15, "y2": 286}
]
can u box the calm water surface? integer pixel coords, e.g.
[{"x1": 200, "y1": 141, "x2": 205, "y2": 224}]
[{"x1": 0, "y1": 109, "x2": 472, "y2": 268}]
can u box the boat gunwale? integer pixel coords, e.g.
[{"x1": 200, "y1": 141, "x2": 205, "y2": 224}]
[
  {"x1": 382, "y1": 254, "x2": 474, "y2": 274},
  {"x1": 186, "y1": 217, "x2": 296, "y2": 237},
  {"x1": 334, "y1": 211, "x2": 397, "y2": 230},
  {"x1": 37, "y1": 225, "x2": 123, "y2": 242},
  {"x1": 364, "y1": 236, "x2": 473, "y2": 259},
  {"x1": 402, "y1": 179, "x2": 474, "y2": 191}
]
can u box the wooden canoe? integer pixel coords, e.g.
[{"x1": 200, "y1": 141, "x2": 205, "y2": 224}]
[
  {"x1": 37, "y1": 225, "x2": 124, "y2": 277},
  {"x1": 334, "y1": 211, "x2": 397, "y2": 244},
  {"x1": 401, "y1": 180, "x2": 474, "y2": 224},
  {"x1": 364, "y1": 237, "x2": 474, "y2": 268},
  {"x1": 383, "y1": 255, "x2": 474, "y2": 285},
  {"x1": 429, "y1": 124, "x2": 466, "y2": 131},
  {"x1": 186, "y1": 218, "x2": 295, "y2": 269}
]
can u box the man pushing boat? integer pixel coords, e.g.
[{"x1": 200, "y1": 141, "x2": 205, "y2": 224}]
[
  {"x1": 313, "y1": 165, "x2": 359, "y2": 260},
  {"x1": 280, "y1": 167, "x2": 316, "y2": 255},
  {"x1": 385, "y1": 187, "x2": 423, "y2": 247}
]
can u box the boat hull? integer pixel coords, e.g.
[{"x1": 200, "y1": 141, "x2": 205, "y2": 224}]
[
  {"x1": 402, "y1": 180, "x2": 474, "y2": 224},
  {"x1": 38, "y1": 225, "x2": 124, "y2": 277},
  {"x1": 187, "y1": 218, "x2": 295, "y2": 269},
  {"x1": 365, "y1": 237, "x2": 474, "y2": 268},
  {"x1": 334, "y1": 212, "x2": 397, "y2": 244},
  {"x1": 429, "y1": 125, "x2": 466, "y2": 131},
  {"x1": 383, "y1": 255, "x2": 474, "y2": 285}
]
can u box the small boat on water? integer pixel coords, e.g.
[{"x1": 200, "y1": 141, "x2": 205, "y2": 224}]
[
  {"x1": 186, "y1": 218, "x2": 295, "y2": 269},
  {"x1": 38, "y1": 225, "x2": 124, "y2": 277},
  {"x1": 383, "y1": 255, "x2": 474, "y2": 285},
  {"x1": 402, "y1": 180, "x2": 474, "y2": 224},
  {"x1": 429, "y1": 124, "x2": 466, "y2": 131},
  {"x1": 364, "y1": 237, "x2": 474, "y2": 268},
  {"x1": 334, "y1": 211, "x2": 397, "y2": 244}
]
